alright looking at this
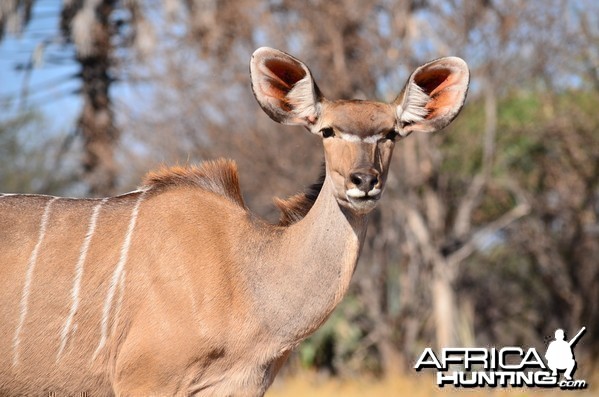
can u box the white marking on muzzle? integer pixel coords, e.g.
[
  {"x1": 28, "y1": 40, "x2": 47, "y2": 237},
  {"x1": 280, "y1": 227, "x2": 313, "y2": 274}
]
[
  {"x1": 13, "y1": 197, "x2": 58, "y2": 366},
  {"x1": 93, "y1": 190, "x2": 147, "y2": 360},
  {"x1": 346, "y1": 187, "x2": 382, "y2": 200},
  {"x1": 57, "y1": 198, "x2": 108, "y2": 361},
  {"x1": 367, "y1": 188, "x2": 381, "y2": 197},
  {"x1": 346, "y1": 188, "x2": 367, "y2": 198}
]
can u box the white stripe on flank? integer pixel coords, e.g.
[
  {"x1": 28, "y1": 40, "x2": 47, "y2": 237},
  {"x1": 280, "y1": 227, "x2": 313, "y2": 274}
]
[
  {"x1": 57, "y1": 198, "x2": 108, "y2": 361},
  {"x1": 13, "y1": 197, "x2": 58, "y2": 366},
  {"x1": 110, "y1": 269, "x2": 127, "y2": 339},
  {"x1": 93, "y1": 191, "x2": 146, "y2": 360}
]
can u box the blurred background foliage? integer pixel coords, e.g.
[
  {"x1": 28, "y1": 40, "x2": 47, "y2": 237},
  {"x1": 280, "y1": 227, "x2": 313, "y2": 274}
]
[{"x1": 1, "y1": 0, "x2": 598, "y2": 386}]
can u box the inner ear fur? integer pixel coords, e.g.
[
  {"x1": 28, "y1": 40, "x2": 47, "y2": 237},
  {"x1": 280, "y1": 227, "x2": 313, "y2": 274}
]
[
  {"x1": 250, "y1": 47, "x2": 322, "y2": 126},
  {"x1": 395, "y1": 57, "x2": 469, "y2": 135}
]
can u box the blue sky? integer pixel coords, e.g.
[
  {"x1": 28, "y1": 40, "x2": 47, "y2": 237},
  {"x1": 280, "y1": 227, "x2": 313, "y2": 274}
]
[{"x1": 1, "y1": 1, "x2": 81, "y2": 132}]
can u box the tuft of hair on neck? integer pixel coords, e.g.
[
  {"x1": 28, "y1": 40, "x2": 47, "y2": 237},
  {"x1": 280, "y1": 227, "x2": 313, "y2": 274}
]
[{"x1": 274, "y1": 163, "x2": 326, "y2": 226}]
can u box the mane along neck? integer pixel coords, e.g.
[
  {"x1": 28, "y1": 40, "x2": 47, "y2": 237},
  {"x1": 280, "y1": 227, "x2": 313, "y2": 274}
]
[
  {"x1": 143, "y1": 159, "x2": 326, "y2": 228},
  {"x1": 142, "y1": 159, "x2": 245, "y2": 208},
  {"x1": 274, "y1": 164, "x2": 326, "y2": 226}
]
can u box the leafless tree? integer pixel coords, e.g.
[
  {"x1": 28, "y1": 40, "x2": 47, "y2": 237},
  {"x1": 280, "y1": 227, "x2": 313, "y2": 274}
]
[{"x1": 1, "y1": 0, "x2": 161, "y2": 195}]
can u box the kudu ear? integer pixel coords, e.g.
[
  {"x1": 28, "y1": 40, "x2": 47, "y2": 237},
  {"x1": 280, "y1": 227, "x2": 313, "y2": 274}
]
[
  {"x1": 250, "y1": 47, "x2": 322, "y2": 126},
  {"x1": 394, "y1": 57, "x2": 469, "y2": 136}
]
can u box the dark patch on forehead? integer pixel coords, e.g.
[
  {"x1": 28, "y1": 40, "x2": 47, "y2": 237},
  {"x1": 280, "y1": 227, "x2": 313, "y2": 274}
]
[{"x1": 326, "y1": 100, "x2": 396, "y2": 138}]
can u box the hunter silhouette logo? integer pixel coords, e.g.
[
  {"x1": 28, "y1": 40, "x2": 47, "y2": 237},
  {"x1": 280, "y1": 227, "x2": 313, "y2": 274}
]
[
  {"x1": 545, "y1": 327, "x2": 586, "y2": 381},
  {"x1": 414, "y1": 326, "x2": 588, "y2": 389}
]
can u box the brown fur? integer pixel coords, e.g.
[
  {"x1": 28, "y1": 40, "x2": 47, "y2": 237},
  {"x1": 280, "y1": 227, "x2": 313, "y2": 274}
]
[
  {"x1": 143, "y1": 159, "x2": 326, "y2": 227},
  {"x1": 274, "y1": 164, "x2": 325, "y2": 226},
  {"x1": 143, "y1": 159, "x2": 246, "y2": 208}
]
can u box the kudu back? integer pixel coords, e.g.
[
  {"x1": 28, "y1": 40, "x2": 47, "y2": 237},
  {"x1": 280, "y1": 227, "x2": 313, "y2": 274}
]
[{"x1": 0, "y1": 48, "x2": 468, "y2": 396}]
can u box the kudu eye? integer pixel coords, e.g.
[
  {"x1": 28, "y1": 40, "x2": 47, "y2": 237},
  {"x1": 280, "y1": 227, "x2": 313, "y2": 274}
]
[
  {"x1": 320, "y1": 127, "x2": 335, "y2": 138},
  {"x1": 385, "y1": 129, "x2": 399, "y2": 141}
]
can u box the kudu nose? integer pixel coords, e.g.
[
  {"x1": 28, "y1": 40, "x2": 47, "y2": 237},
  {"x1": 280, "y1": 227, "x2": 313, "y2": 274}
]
[{"x1": 349, "y1": 170, "x2": 379, "y2": 193}]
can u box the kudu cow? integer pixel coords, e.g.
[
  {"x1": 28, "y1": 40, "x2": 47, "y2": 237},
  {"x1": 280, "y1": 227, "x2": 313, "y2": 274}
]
[{"x1": 0, "y1": 48, "x2": 469, "y2": 396}]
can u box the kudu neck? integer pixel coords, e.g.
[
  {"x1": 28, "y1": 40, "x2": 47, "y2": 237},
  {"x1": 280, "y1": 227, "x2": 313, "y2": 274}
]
[
  {"x1": 247, "y1": 174, "x2": 370, "y2": 348},
  {"x1": 295, "y1": 174, "x2": 369, "y2": 238}
]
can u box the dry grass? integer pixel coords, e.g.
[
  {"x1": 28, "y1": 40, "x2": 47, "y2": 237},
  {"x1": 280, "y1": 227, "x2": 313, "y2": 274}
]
[{"x1": 267, "y1": 371, "x2": 598, "y2": 397}]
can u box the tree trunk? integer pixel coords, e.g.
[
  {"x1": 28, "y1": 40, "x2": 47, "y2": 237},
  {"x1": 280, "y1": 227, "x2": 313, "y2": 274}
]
[
  {"x1": 432, "y1": 262, "x2": 457, "y2": 349},
  {"x1": 77, "y1": 0, "x2": 118, "y2": 197},
  {"x1": 358, "y1": 210, "x2": 403, "y2": 374}
]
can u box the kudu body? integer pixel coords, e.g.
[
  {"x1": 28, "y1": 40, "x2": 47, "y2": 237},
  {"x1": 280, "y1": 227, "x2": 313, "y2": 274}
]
[{"x1": 0, "y1": 48, "x2": 468, "y2": 396}]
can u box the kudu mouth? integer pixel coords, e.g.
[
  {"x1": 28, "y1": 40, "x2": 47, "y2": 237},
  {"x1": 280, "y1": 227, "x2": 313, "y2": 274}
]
[
  {"x1": 343, "y1": 168, "x2": 383, "y2": 211},
  {"x1": 344, "y1": 190, "x2": 382, "y2": 213}
]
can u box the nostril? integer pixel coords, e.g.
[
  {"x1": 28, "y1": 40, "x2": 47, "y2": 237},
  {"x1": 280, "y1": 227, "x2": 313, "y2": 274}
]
[
  {"x1": 349, "y1": 172, "x2": 379, "y2": 192},
  {"x1": 350, "y1": 173, "x2": 363, "y2": 187},
  {"x1": 369, "y1": 175, "x2": 379, "y2": 190}
]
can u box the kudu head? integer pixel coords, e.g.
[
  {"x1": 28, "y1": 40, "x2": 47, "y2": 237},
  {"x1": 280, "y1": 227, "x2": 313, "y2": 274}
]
[{"x1": 250, "y1": 47, "x2": 469, "y2": 214}]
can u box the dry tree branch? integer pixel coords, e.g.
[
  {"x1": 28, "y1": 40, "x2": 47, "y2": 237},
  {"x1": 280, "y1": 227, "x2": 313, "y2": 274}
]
[{"x1": 452, "y1": 78, "x2": 497, "y2": 239}]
